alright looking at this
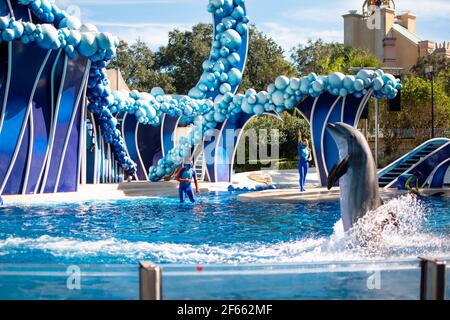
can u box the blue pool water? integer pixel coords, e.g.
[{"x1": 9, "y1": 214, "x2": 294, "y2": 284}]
[{"x1": 0, "y1": 193, "x2": 449, "y2": 265}]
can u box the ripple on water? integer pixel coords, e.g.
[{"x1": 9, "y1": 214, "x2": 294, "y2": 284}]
[{"x1": 0, "y1": 194, "x2": 448, "y2": 264}]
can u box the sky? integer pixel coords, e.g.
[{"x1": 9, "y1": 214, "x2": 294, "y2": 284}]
[{"x1": 57, "y1": 0, "x2": 449, "y2": 55}]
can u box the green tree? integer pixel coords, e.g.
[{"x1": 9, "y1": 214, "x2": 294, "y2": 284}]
[
  {"x1": 109, "y1": 39, "x2": 175, "y2": 93},
  {"x1": 380, "y1": 75, "x2": 450, "y2": 162},
  {"x1": 411, "y1": 52, "x2": 450, "y2": 95},
  {"x1": 235, "y1": 111, "x2": 310, "y2": 172},
  {"x1": 239, "y1": 27, "x2": 295, "y2": 92},
  {"x1": 290, "y1": 39, "x2": 380, "y2": 75},
  {"x1": 155, "y1": 23, "x2": 213, "y2": 95},
  {"x1": 155, "y1": 23, "x2": 295, "y2": 94}
]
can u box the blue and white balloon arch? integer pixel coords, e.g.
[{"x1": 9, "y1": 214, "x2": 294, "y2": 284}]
[
  {"x1": 102, "y1": 0, "x2": 402, "y2": 183},
  {"x1": 0, "y1": 0, "x2": 402, "y2": 193}
]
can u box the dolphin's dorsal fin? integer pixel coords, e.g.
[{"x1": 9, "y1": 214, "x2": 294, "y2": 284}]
[{"x1": 327, "y1": 155, "x2": 350, "y2": 190}]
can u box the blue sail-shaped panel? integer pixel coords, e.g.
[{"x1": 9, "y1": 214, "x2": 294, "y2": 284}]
[{"x1": 0, "y1": 42, "x2": 50, "y2": 195}]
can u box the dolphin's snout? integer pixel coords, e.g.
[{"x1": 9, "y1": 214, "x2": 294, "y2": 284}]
[
  {"x1": 326, "y1": 123, "x2": 340, "y2": 136},
  {"x1": 326, "y1": 122, "x2": 350, "y2": 138}
]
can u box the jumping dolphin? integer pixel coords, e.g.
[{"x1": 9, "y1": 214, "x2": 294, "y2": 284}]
[{"x1": 326, "y1": 122, "x2": 383, "y2": 232}]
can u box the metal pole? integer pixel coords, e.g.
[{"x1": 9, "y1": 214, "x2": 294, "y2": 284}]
[
  {"x1": 420, "y1": 256, "x2": 446, "y2": 300},
  {"x1": 139, "y1": 262, "x2": 162, "y2": 300},
  {"x1": 375, "y1": 98, "x2": 379, "y2": 168},
  {"x1": 431, "y1": 74, "x2": 435, "y2": 139}
]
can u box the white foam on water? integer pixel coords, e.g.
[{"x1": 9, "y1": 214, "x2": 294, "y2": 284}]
[{"x1": 0, "y1": 195, "x2": 449, "y2": 264}]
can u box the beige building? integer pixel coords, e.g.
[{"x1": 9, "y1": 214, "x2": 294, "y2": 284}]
[
  {"x1": 343, "y1": 0, "x2": 450, "y2": 72},
  {"x1": 106, "y1": 69, "x2": 129, "y2": 91}
]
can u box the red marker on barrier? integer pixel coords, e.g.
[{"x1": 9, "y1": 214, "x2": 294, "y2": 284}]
[{"x1": 196, "y1": 266, "x2": 203, "y2": 272}]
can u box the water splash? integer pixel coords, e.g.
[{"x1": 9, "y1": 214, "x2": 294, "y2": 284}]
[{"x1": 343, "y1": 194, "x2": 430, "y2": 256}]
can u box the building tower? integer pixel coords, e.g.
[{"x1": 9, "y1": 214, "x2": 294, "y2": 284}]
[{"x1": 343, "y1": 1, "x2": 449, "y2": 72}]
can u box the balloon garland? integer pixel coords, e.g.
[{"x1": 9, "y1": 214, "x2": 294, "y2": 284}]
[
  {"x1": 8, "y1": 0, "x2": 137, "y2": 174},
  {"x1": 146, "y1": 69, "x2": 402, "y2": 181},
  {"x1": 4, "y1": 0, "x2": 403, "y2": 180},
  {"x1": 188, "y1": 0, "x2": 249, "y2": 100}
]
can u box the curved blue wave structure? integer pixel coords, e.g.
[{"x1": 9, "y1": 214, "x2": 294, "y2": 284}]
[
  {"x1": 87, "y1": 114, "x2": 124, "y2": 184},
  {"x1": 305, "y1": 92, "x2": 372, "y2": 186},
  {"x1": 0, "y1": 1, "x2": 94, "y2": 195},
  {"x1": 40, "y1": 56, "x2": 90, "y2": 193},
  {"x1": 161, "y1": 115, "x2": 181, "y2": 158},
  {"x1": 384, "y1": 140, "x2": 450, "y2": 189},
  {"x1": 25, "y1": 50, "x2": 64, "y2": 194},
  {"x1": 204, "y1": 90, "x2": 373, "y2": 185},
  {"x1": 0, "y1": 43, "x2": 50, "y2": 194},
  {"x1": 114, "y1": 1, "x2": 250, "y2": 182},
  {"x1": 430, "y1": 158, "x2": 450, "y2": 189},
  {"x1": 0, "y1": 0, "x2": 408, "y2": 194},
  {"x1": 379, "y1": 138, "x2": 450, "y2": 189},
  {"x1": 146, "y1": 70, "x2": 401, "y2": 183},
  {"x1": 112, "y1": 106, "x2": 181, "y2": 181},
  {"x1": 0, "y1": 2, "x2": 9, "y2": 17},
  {"x1": 121, "y1": 113, "x2": 144, "y2": 180},
  {"x1": 0, "y1": 0, "x2": 136, "y2": 194},
  {"x1": 0, "y1": 41, "x2": 90, "y2": 195},
  {"x1": 3, "y1": 1, "x2": 22, "y2": 20},
  {"x1": 205, "y1": 111, "x2": 282, "y2": 183},
  {"x1": 136, "y1": 122, "x2": 163, "y2": 179}
]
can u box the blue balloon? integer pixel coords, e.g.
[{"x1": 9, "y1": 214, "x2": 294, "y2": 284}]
[{"x1": 220, "y1": 29, "x2": 242, "y2": 51}]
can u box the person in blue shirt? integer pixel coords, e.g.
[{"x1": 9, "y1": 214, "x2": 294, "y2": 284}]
[
  {"x1": 176, "y1": 161, "x2": 199, "y2": 203},
  {"x1": 298, "y1": 137, "x2": 312, "y2": 192}
]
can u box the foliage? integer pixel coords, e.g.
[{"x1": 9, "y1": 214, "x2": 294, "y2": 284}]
[
  {"x1": 239, "y1": 26, "x2": 295, "y2": 92},
  {"x1": 411, "y1": 52, "x2": 450, "y2": 95},
  {"x1": 155, "y1": 23, "x2": 295, "y2": 94},
  {"x1": 109, "y1": 27, "x2": 448, "y2": 170},
  {"x1": 290, "y1": 39, "x2": 380, "y2": 75},
  {"x1": 155, "y1": 24, "x2": 213, "y2": 95},
  {"x1": 380, "y1": 75, "x2": 450, "y2": 158},
  {"x1": 113, "y1": 23, "x2": 295, "y2": 95},
  {"x1": 109, "y1": 39, "x2": 175, "y2": 93},
  {"x1": 238, "y1": 111, "x2": 310, "y2": 162}
]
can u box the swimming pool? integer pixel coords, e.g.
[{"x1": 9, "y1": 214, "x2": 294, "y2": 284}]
[{"x1": 0, "y1": 193, "x2": 449, "y2": 265}]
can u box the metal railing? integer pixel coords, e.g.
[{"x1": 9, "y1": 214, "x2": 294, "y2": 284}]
[
  {"x1": 0, "y1": 257, "x2": 446, "y2": 300},
  {"x1": 139, "y1": 257, "x2": 447, "y2": 301},
  {"x1": 420, "y1": 257, "x2": 447, "y2": 300},
  {"x1": 139, "y1": 262, "x2": 162, "y2": 300}
]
